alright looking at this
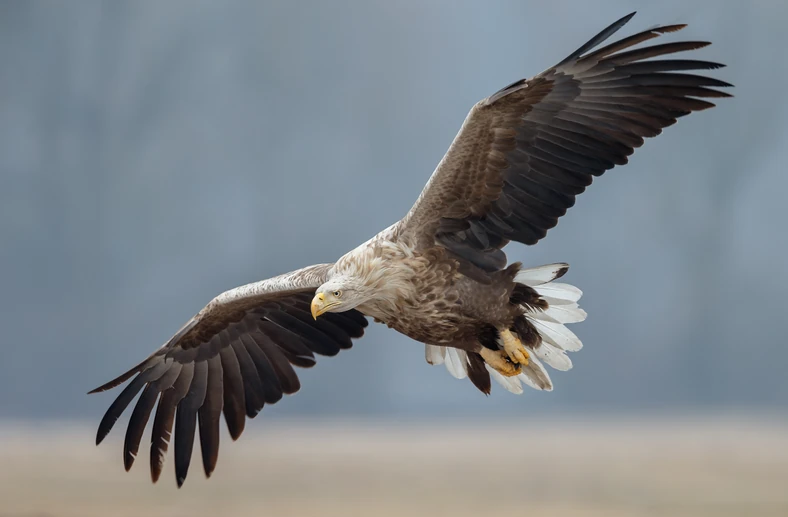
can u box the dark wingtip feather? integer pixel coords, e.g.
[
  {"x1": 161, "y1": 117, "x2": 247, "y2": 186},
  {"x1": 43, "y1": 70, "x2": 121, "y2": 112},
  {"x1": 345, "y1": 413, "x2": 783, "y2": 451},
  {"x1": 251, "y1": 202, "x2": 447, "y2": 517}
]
[
  {"x1": 95, "y1": 361, "x2": 171, "y2": 446},
  {"x1": 95, "y1": 375, "x2": 147, "y2": 445},
  {"x1": 614, "y1": 12, "x2": 637, "y2": 29},
  {"x1": 219, "y1": 347, "x2": 246, "y2": 441},
  {"x1": 198, "y1": 356, "x2": 223, "y2": 479},
  {"x1": 227, "y1": 424, "x2": 244, "y2": 441},
  {"x1": 149, "y1": 394, "x2": 177, "y2": 483},
  {"x1": 609, "y1": 41, "x2": 712, "y2": 65},
  {"x1": 95, "y1": 418, "x2": 116, "y2": 446},
  {"x1": 173, "y1": 406, "x2": 196, "y2": 487},
  {"x1": 655, "y1": 23, "x2": 687, "y2": 33},
  {"x1": 173, "y1": 361, "x2": 208, "y2": 487},
  {"x1": 88, "y1": 362, "x2": 145, "y2": 394},
  {"x1": 123, "y1": 384, "x2": 159, "y2": 471},
  {"x1": 150, "y1": 363, "x2": 194, "y2": 484},
  {"x1": 558, "y1": 11, "x2": 636, "y2": 66}
]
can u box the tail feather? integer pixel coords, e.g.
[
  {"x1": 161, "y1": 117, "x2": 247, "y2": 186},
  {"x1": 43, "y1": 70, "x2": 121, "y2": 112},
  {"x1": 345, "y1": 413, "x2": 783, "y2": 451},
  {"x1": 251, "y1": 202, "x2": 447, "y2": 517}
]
[
  {"x1": 467, "y1": 353, "x2": 492, "y2": 395},
  {"x1": 488, "y1": 366, "x2": 524, "y2": 395},
  {"x1": 533, "y1": 341, "x2": 573, "y2": 371},
  {"x1": 425, "y1": 344, "x2": 446, "y2": 365},
  {"x1": 535, "y1": 303, "x2": 587, "y2": 324},
  {"x1": 530, "y1": 317, "x2": 583, "y2": 352},
  {"x1": 443, "y1": 347, "x2": 468, "y2": 379},
  {"x1": 513, "y1": 263, "x2": 569, "y2": 286},
  {"x1": 502, "y1": 263, "x2": 585, "y2": 388},
  {"x1": 533, "y1": 282, "x2": 583, "y2": 303},
  {"x1": 517, "y1": 355, "x2": 553, "y2": 392}
]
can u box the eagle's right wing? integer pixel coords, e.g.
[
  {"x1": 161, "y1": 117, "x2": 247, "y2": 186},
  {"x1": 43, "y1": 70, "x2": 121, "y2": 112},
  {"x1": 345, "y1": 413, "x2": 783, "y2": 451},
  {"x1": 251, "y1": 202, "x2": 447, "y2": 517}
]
[{"x1": 90, "y1": 263, "x2": 368, "y2": 486}]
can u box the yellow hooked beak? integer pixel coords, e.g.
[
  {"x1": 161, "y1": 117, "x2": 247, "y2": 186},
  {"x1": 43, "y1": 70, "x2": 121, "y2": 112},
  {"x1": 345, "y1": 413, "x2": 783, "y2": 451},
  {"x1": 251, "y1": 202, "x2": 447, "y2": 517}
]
[{"x1": 311, "y1": 292, "x2": 341, "y2": 319}]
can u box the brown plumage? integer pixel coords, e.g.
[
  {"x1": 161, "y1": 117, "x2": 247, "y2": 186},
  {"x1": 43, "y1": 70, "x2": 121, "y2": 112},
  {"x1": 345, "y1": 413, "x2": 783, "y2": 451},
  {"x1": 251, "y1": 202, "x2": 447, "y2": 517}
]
[{"x1": 91, "y1": 12, "x2": 731, "y2": 486}]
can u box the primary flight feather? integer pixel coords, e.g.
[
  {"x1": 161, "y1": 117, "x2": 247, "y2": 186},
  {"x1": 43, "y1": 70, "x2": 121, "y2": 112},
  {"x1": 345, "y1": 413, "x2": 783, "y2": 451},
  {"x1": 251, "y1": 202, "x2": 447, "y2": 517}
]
[{"x1": 91, "y1": 12, "x2": 731, "y2": 486}]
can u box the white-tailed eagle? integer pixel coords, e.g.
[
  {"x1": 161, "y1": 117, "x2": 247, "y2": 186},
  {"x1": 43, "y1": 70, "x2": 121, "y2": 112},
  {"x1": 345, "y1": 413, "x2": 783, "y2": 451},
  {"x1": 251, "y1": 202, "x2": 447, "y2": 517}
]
[{"x1": 91, "y1": 12, "x2": 731, "y2": 486}]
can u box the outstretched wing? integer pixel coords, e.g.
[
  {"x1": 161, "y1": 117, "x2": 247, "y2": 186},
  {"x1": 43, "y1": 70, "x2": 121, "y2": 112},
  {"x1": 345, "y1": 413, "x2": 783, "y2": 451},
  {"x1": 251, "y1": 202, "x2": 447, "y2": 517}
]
[
  {"x1": 90, "y1": 263, "x2": 367, "y2": 486},
  {"x1": 395, "y1": 12, "x2": 731, "y2": 272}
]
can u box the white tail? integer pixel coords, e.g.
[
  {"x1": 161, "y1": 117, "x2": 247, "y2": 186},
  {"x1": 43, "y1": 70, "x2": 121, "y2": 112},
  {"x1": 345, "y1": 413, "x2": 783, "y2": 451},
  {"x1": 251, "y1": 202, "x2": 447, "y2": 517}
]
[{"x1": 425, "y1": 263, "x2": 585, "y2": 394}]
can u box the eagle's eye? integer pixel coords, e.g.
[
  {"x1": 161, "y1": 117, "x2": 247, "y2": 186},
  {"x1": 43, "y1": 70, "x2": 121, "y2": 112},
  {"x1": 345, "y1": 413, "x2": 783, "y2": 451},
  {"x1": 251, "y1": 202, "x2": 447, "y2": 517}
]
[{"x1": 333, "y1": 290, "x2": 342, "y2": 298}]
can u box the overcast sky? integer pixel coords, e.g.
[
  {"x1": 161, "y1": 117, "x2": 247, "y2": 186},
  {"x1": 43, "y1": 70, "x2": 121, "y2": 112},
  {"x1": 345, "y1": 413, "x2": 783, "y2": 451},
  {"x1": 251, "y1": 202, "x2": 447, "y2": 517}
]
[{"x1": 1, "y1": 0, "x2": 786, "y2": 421}]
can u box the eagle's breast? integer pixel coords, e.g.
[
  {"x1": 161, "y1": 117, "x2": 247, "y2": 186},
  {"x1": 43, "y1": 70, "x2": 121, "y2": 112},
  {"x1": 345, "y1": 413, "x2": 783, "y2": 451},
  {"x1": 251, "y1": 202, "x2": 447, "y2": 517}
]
[{"x1": 350, "y1": 241, "x2": 472, "y2": 345}]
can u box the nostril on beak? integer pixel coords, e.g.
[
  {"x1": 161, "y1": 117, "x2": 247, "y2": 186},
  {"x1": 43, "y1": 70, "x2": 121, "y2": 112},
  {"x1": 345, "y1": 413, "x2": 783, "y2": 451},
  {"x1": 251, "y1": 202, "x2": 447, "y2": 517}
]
[{"x1": 317, "y1": 293, "x2": 325, "y2": 301}]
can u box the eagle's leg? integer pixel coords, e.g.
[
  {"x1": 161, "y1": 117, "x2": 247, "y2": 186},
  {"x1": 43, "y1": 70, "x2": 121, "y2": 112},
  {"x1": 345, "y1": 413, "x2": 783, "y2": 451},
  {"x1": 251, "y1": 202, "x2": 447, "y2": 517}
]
[
  {"x1": 479, "y1": 347, "x2": 521, "y2": 377},
  {"x1": 499, "y1": 328, "x2": 529, "y2": 366}
]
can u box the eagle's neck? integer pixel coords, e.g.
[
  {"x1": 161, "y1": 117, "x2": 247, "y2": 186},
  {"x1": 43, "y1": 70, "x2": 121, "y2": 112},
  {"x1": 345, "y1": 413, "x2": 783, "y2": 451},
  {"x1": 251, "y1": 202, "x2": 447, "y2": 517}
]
[{"x1": 333, "y1": 239, "x2": 420, "y2": 320}]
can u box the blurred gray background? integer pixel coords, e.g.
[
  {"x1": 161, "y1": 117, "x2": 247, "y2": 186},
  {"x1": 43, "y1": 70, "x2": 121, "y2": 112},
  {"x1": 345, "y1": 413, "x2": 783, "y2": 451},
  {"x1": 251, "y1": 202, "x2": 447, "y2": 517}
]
[{"x1": 1, "y1": 0, "x2": 786, "y2": 422}]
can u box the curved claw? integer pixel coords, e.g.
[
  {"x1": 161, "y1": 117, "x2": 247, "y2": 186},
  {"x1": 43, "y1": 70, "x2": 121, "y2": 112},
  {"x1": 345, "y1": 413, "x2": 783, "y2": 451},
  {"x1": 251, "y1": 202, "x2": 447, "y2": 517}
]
[{"x1": 479, "y1": 348, "x2": 522, "y2": 377}]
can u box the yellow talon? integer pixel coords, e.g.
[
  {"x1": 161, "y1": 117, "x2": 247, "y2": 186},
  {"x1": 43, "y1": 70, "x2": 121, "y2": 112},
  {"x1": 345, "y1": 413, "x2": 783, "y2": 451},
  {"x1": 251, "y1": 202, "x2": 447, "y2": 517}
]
[
  {"x1": 500, "y1": 328, "x2": 529, "y2": 366},
  {"x1": 479, "y1": 347, "x2": 522, "y2": 377}
]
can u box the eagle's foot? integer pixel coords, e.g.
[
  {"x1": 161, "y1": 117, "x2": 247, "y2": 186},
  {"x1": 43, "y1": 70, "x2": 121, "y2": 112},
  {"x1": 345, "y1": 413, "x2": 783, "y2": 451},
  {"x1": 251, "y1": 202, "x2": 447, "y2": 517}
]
[
  {"x1": 499, "y1": 328, "x2": 529, "y2": 366},
  {"x1": 479, "y1": 347, "x2": 522, "y2": 377}
]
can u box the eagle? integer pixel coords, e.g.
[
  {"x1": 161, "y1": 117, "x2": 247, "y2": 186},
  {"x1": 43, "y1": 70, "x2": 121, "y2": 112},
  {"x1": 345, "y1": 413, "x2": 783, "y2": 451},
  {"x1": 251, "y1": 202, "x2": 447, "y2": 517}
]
[{"x1": 91, "y1": 12, "x2": 731, "y2": 486}]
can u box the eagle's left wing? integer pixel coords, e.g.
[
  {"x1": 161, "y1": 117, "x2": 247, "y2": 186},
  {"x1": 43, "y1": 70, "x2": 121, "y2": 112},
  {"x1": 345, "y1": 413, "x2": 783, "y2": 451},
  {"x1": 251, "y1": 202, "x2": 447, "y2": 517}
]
[{"x1": 394, "y1": 12, "x2": 731, "y2": 272}]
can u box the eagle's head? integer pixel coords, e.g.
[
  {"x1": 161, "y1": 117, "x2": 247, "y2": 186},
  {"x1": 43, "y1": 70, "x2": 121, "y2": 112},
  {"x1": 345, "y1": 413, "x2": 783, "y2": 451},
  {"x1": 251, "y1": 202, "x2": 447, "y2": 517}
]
[{"x1": 311, "y1": 275, "x2": 371, "y2": 319}]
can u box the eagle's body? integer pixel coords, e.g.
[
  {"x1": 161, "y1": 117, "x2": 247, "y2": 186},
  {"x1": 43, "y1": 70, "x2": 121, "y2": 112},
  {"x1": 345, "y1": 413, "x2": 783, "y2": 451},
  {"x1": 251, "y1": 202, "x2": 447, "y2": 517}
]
[
  {"x1": 90, "y1": 12, "x2": 731, "y2": 487},
  {"x1": 338, "y1": 234, "x2": 520, "y2": 348}
]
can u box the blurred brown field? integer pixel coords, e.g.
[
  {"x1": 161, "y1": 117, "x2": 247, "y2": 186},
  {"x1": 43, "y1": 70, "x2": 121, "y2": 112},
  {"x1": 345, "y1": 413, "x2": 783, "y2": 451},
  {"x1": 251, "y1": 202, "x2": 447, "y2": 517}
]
[{"x1": 1, "y1": 416, "x2": 787, "y2": 517}]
